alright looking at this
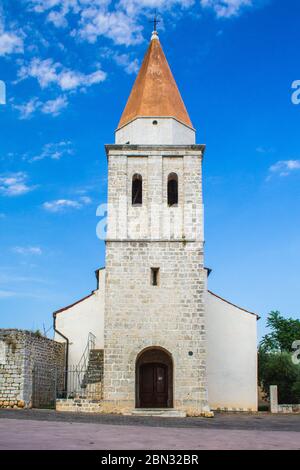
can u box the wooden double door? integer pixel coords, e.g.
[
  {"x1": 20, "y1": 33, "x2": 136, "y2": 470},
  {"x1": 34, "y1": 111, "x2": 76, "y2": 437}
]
[{"x1": 139, "y1": 363, "x2": 168, "y2": 408}]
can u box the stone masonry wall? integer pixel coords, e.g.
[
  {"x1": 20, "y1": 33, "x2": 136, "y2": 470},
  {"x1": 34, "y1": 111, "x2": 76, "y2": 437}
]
[
  {"x1": 0, "y1": 330, "x2": 24, "y2": 408},
  {"x1": 104, "y1": 241, "x2": 208, "y2": 412},
  {"x1": 104, "y1": 145, "x2": 209, "y2": 413},
  {"x1": 270, "y1": 385, "x2": 300, "y2": 414},
  {"x1": 0, "y1": 329, "x2": 65, "y2": 408},
  {"x1": 105, "y1": 147, "x2": 204, "y2": 242}
]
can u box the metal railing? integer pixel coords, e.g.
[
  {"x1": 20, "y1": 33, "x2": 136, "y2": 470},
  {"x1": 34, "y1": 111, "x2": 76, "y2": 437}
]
[
  {"x1": 31, "y1": 334, "x2": 102, "y2": 408},
  {"x1": 56, "y1": 365, "x2": 102, "y2": 401},
  {"x1": 77, "y1": 332, "x2": 96, "y2": 371}
]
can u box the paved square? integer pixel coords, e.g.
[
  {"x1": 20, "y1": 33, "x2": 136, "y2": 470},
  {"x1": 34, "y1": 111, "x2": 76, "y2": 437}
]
[{"x1": 0, "y1": 410, "x2": 299, "y2": 450}]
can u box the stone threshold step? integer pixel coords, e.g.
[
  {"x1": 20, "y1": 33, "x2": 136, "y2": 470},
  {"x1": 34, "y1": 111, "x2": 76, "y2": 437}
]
[{"x1": 127, "y1": 408, "x2": 187, "y2": 418}]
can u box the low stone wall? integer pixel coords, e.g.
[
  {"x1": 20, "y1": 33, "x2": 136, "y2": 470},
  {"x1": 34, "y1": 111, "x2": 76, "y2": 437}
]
[
  {"x1": 213, "y1": 407, "x2": 256, "y2": 412},
  {"x1": 270, "y1": 385, "x2": 300, "y2": 414},
  {"x1": 277, "y1": 404, "x2": 300, "y2": 413},
  {"x1": 0, "y1": 329, "x2": 65, "y2": 409},
  {"x1": 0, "y1": 331, "x2": 24, "y2": 408},
  {"x1": 56, "y1": 399, "x2": 136, "y2": 415},
  {"x1": 56, "y1": 398, "x2": 103, "y2": 413}
]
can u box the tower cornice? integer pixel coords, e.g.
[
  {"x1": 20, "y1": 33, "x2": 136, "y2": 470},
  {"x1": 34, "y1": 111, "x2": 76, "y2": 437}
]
[{"x1": 105, "y1": 144, "x2": 206, "y2": 158}]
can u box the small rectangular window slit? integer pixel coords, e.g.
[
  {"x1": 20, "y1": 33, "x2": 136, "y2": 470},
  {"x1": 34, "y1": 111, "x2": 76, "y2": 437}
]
[{"x1": 151, "y1": 268, "x2": 159, "y2": 286}]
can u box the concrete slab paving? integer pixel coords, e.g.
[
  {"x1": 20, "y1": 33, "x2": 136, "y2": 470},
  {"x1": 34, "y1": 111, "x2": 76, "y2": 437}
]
[{"x1": 0, "y1": 417, "x2": 300, "y2": 450}]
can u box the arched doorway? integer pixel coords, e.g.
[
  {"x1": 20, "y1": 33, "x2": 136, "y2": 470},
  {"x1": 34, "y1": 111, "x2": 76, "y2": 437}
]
[{"x1": 136, "y1": 347, "x2": 173, "y2": 408}]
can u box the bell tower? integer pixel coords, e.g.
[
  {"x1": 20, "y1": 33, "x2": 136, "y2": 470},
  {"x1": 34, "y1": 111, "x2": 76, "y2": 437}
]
[{"x1": 103, "y1": 30, "x2": 209, "y2": 414}]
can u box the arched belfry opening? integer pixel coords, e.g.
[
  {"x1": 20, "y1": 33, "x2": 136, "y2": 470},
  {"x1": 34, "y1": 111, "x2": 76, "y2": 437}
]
[
  {"x1": 132, "y1": 174, "x2": 143, "y2": 205},
  {"x1": 136, "y1": 347, "x2": 173, "y2": 408},
  {"x1": 168, "y1": 173, "x2": 178, "y2": 206}
]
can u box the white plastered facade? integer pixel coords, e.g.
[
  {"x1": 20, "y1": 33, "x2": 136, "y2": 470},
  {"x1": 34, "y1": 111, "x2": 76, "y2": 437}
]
[
  {"x1": 54, "y1": 269, "x2": 258, "y2": 411},
  {"x1": 115, "y1": 117, "x2": 196, "y2": 146},
  {"x1": 54, "y1": 269, "x2": 105, "y2": 367},
  {"x1": 206, "y1": 291, "x2": 258, "y2": 411}
]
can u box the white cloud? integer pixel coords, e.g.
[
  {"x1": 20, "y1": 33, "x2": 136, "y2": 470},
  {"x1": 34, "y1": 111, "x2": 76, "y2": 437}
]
[
  {"x1": 0, "y1": 10, "x2": 24, "y2": 56},
  {"x1": 118, "y1": 0, "x2": 194, "y2": 16},
  {"x1": 0, "y1": 272, "x2": 49, "y2": 284},
  {"x1": 41, "y1": 95, "x2": 68, "y2": 115},
  {"x1": 0, "y1": 30, "x2": 24, "y2": 56},
  {"x1": 18, "y1": 0, "x2": 267, "y2": 80},
  {"x1": 13, "y1": 97, "x2": 42, "y2": 119},
  {"x1": 76, "y1": 9, "x2": 144, "y2": 46},
  {"x1": 43, "y1": 199, "x2": 81, "y2": 212},
  {"x1": 256, "y1": 146, "x2": 275, "y2": 154},
  {"x1": 26, "y1": 1, "x2": 195, "y2": 46},
  {"x1": 0, "y1": 288, "x2": 47, "y2": 299},
  {"x1": 0, "y1": 290, "x2": 17, "y2": 298},
  {"x1": 18, "y1": 58, "x2": 106, "y2": 91},
  {"x1": 14, "y1": 95, "x2": 68, "y2": 119},
  {"x1": 114, "y1": 53, "x2": 139, "y2": 75},
  {"x1": 47, "y1": 9, "x2": 68, "y2": 27},
  {"x1": 18, "y1": 58, "x2": 59, "y2": 88},
  {"x1": 268, "y1": 160, "x2": 300, "y2": 178},
  {"x1": 14, "y1": 56, "x2": 106, "y2": 118},
  {"x1": 79, "y1": 195, "x2": 92, "y2": 204},
  {"x1": 25, "y1": 0, "x2": 256, "y2": 51},
  {"x1": 0, "y1": 172, "x2": 35, "y2": 196},
  {"x1": 12, "y1": 246, "x2": 42, "y2": 255},
  {"x1": 27, "y1": 0, "x2": 62, "y2": 13},
  {"x1": 42, "y1": 196, "x2": 91, "y2": 212},
  {"x1": 30, "y1": 141, "x2": 73, "y2": 162},
  {"x1": 200, "y1": 0, "x2": 252, "y2": 18}
]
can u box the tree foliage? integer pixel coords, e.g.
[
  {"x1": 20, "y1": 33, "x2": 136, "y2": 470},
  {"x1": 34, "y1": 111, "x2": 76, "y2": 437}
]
[
  {"x1": 258, "y1": 349, "x2": 300, "y2": 403},
  {"x1": 259, "y1": 311, "x2": 300, "y2": 404},
  {"x1": 260, "y1": 311, "x2": 300, "y2": 353}
]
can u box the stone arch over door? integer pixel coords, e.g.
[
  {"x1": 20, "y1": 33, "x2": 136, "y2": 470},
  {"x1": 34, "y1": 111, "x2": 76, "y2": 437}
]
[{"x1": 136, "y1": 347, "x2": 173, "y2": 409}]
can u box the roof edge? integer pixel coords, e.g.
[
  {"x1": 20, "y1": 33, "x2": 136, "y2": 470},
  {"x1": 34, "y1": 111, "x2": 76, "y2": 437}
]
[
  {"x1": 208, "y1": 290, "x2": 260, "y2": 320},
  {"x1": 53, "y1": 292, "x2": 95, "y2": 316}
]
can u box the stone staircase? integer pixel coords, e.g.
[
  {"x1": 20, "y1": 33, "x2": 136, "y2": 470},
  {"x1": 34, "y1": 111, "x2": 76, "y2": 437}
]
[{"x1": 81, "y1": 349, "x2": 103, "y2": 399}]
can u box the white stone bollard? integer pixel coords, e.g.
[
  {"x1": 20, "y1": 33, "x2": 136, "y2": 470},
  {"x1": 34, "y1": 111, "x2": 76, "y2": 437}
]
[{"x1": 270, "y1": 385, "x2": 278, "y2": 413}]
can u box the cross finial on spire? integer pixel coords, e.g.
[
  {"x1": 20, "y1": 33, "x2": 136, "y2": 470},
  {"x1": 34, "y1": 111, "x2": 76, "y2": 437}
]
[{"x1": 150, "y1": 10, "x2": 160, "y2": 33}]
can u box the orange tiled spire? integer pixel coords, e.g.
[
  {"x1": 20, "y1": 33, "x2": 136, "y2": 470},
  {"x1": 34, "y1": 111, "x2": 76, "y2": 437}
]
[{"x1": 117, "y1": 31, "x2": 193, "y2": 130}]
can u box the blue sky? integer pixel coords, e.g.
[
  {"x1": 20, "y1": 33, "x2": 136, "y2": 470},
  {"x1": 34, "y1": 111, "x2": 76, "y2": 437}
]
[{"x1": 0, "y1": 0, "x2": 299, "y2": 340}]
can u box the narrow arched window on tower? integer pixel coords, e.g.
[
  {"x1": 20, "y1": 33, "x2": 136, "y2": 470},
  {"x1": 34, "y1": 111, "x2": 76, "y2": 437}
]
[
  {"x1": 132, "y1": 174, "x2": 143, "y2": 206},
  {"x1": 167, "y1": 173, "x2": 178, "y2": 206}
]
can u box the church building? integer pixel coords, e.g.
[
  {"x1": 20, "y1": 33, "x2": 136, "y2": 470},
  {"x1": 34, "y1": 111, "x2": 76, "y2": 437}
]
[{"x1": 54, "y1": 29, "x2": 259, "y2": 416}]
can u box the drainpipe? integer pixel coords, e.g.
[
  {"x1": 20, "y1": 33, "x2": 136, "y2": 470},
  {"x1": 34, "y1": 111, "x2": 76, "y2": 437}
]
[{"x1": 53, "y1": 312, "x2": 69, "y2": 395}]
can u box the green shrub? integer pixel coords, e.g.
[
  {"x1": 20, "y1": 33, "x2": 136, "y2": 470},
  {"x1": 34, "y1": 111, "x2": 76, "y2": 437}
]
[
  {"x1": 259, "y1": 349, "x2": 300, "y2": 404},
  {"x1": 291, "y1": 378, "x2": 300, "y2": 401}
]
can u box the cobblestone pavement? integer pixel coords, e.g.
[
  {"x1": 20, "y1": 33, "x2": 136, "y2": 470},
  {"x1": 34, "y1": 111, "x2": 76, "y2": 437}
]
[{"x1": 0, "y1": 410, "x2": 300, "y2": 450}]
